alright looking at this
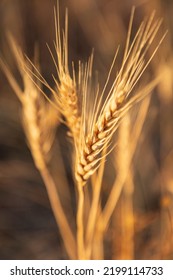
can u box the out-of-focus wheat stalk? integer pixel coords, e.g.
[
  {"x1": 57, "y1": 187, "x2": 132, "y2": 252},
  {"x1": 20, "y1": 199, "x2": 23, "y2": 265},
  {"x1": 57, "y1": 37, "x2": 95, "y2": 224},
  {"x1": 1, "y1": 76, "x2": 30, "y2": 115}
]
[
  {"x1": 0, "y1": 37, "x2": 77, "y2": 259},
  {"x1": 0, "y1": 37, "x2": 57, "y2": 169},
  {"x1": 155, "y1": 49, "x2": 173, "y2": 259},
  {"x1": 100, "y1": 95, "x2": 151, "y2": 232},
  {"x1": 75, "y1": 10, "x2": 165, "y2": 187},
  {"x1": 118, "y1": 114, "x2": 135, "y2": 259},
  {"x1": 144, "y1": 0, "x2": 173, "y2": 257}
]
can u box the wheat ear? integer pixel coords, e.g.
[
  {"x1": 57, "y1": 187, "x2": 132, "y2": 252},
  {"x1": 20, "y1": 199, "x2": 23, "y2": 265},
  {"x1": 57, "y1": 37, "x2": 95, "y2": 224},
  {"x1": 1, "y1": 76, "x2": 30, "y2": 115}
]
[
  {"x1": 75, "y1": 11, "x2": 165, "y2": 186},
  {"x1": 26, "y1": 4, "x2": 81, "y2": 143}
]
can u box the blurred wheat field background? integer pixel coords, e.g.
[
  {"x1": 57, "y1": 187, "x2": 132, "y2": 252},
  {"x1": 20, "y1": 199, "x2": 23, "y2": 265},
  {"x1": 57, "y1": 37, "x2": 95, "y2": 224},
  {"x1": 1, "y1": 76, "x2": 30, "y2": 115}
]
[{"x1": 0, "y1": 0, "x2": 173, "y2": 260}]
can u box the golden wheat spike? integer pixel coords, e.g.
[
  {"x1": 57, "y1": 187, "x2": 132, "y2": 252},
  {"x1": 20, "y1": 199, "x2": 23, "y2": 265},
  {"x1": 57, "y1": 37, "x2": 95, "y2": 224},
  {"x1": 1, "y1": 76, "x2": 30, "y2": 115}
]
[
  {"x1": 48, "y1": 4, "x2": 81, "y2": 142},
  {"x1": 75, "y1": 12, "x2": 165, "y2": 186}
]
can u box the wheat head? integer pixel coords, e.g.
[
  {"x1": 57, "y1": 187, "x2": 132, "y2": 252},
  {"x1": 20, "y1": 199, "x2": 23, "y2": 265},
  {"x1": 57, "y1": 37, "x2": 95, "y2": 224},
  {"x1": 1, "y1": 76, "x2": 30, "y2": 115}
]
[
  {"x1": 75, "y1": 11, "x2": 165, "y2": 186},
  {"x1": 47, "y1": 6, "x2": 81, "y2": 143},
  {"x1": 0, "y1": 36, "x2": 59, "y2": 170}
]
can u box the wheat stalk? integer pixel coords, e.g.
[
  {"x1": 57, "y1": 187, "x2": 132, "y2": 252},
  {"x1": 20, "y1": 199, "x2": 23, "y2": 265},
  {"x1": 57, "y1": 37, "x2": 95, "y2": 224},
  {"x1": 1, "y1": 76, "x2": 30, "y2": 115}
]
[{"x1": 75, "y1": 11, "x2": 165, "y2": 186}]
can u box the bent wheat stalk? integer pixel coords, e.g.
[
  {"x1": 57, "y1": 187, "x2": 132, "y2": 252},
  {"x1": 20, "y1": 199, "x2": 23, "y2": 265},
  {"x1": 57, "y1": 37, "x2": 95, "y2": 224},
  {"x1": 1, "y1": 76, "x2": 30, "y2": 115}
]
[{"x1": 0, "y1": 37, "x2": 76, "y2": 259}]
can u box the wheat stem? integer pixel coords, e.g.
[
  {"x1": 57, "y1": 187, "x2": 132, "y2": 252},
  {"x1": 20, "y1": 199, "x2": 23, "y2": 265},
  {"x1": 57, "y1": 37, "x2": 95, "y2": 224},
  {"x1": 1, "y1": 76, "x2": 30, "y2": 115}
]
[
  {"x1": 85, "y1": 148, "x2": 106, "y2": 259},
  {"x1": 76, "y1": 182, "x2": 85, "y2": 259}
]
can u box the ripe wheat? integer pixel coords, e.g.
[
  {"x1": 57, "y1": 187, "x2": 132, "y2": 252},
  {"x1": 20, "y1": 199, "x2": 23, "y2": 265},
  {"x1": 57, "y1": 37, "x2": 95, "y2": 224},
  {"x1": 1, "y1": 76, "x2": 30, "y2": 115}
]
[{"x1": 75, "y1": 11, "x2": 165, "y2": 186}]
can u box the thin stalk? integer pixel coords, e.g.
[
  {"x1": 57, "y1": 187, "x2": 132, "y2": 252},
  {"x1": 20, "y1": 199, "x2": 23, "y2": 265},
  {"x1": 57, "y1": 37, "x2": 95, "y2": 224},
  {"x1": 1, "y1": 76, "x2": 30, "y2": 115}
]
[
  {"x1": 76, "y1": 182, "x2": 85, "y2": 259},
  {"x1": 85, "y1": 148, "x2": 106, "y2": 259}
]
